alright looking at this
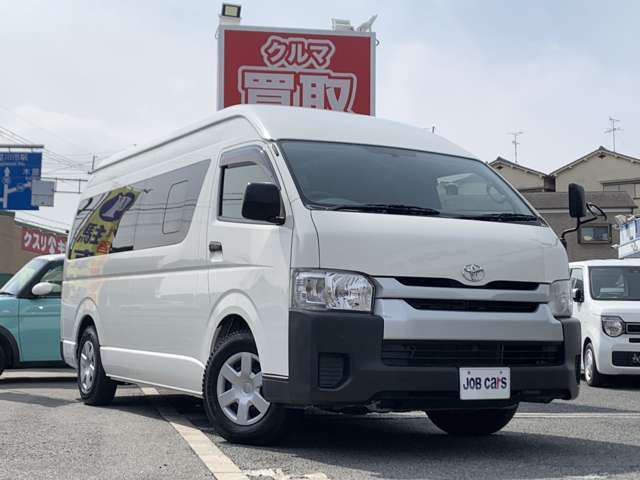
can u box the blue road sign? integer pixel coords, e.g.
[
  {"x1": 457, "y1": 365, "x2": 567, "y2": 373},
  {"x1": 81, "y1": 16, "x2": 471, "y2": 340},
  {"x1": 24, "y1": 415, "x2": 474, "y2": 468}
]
[{"x1": 0, "y1": 151, "x2": 42, "y2": 210}]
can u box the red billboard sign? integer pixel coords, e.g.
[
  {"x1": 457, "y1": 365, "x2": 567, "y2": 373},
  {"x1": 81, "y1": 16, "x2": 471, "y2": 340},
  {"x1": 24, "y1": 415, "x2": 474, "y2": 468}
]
[
  {"x1": 22, "y1": 226, "x2": 66, "y2": 255},
  {"x1": 218, "y1": 26, "x2": 375, "y2": 115}
]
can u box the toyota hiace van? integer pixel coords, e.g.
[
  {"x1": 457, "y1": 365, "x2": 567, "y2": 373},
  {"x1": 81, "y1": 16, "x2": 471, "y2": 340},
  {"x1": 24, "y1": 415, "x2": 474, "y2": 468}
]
[{"x1": 61, "y1": 105, "x2": 580, "y2": 444}]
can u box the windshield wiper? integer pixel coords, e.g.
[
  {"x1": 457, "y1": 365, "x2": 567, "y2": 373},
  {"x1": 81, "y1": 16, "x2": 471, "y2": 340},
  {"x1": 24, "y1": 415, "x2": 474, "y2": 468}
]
[
  {"x1": 459, "y1": 212, "x2": 539, "y2": 222},
  {"x1": 326, "y1": 203, "x2": 441, "y2": 216},
  {"x1": 0, "y1": 291, "x2": 13, "y2": 296}
]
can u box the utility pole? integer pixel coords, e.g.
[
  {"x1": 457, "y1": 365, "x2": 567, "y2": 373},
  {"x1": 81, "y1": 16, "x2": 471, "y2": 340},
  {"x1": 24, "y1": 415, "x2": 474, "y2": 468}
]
[
  {"x1": 605, "y1": 117, "x2": 622, "y2": 152},
  {"x1": 508, "y1": 131, "x2": 524, "y2": 164}
]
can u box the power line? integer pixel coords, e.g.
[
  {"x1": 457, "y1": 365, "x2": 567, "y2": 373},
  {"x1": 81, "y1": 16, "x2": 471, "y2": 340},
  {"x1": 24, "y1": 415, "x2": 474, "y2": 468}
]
[
  {"x1": 0, "y1": 104, "x2": 88, "y2": 152},
  {"x1": 0, "y1": 124, "x2": 91, "y2": 173}
]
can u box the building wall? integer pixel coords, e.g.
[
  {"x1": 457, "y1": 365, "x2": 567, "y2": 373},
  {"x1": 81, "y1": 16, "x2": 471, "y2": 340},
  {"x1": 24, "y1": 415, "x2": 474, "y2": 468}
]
[
  {"x1": 0, "y1": 213, "x2": 40, "y2": 277},
  {"x1": 538, "y1": 209, "x2": 625, "y2": 262},
  {"x1": 555, "y1": 153, "x2": 640, "y2": 194},
  {"x1": 493, "y1": 164, "x2": 546, "y2": 191}
]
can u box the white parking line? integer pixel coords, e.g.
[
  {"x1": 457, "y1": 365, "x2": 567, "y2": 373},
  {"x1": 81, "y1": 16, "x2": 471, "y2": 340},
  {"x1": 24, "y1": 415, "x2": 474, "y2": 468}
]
[
  {"x1": 140, "y1": 387, "x2": 249, "y2": 480},
  {"x1": 141, "y1": 387, "x2": 330, "y2": 480},
  {"x1": 0, "y1": 369, "x2": 75, "y2": 380}
]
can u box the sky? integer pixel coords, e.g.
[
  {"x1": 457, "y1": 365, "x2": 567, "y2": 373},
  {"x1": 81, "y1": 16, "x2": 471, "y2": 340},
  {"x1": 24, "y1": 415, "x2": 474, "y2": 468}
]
[{"x1": 1, "y1": 0, "x2": 639, "y2": 229}]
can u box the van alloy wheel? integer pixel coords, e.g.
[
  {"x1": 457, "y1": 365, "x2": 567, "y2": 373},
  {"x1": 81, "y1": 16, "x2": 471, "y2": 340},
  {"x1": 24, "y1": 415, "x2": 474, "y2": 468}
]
[
  {"x1": 216, "y1": 351, "x2": 269, "y2": 426},
  {"x1": 79, "y1": 341, "x2": 96, "y2": 393}
]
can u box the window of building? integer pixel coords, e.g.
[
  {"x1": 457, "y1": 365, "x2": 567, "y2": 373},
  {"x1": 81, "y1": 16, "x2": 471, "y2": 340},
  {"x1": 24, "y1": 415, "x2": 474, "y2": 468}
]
[
  {"x1": 579, "y1": 225, "x2": 612, "y2": 244},
  {"x1": 603, "y1": 182, "x2": 640, "y2": 199}
]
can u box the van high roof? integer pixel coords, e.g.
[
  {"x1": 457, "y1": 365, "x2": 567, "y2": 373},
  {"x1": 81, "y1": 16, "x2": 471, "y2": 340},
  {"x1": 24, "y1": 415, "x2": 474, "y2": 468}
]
[{"x1": 97, "y1": 105, "x2": 475, "y2": 171}]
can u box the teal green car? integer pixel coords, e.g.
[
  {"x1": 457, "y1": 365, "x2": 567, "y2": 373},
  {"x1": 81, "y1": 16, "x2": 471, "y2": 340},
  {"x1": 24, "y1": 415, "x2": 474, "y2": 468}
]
[{"x1": 0, "y1": 254, "x2": 66, "y2": 376}]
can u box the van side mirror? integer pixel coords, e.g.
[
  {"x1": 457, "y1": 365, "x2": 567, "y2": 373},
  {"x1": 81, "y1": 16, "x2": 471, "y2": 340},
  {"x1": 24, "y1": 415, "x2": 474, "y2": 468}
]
[
  {"x1": 568, "y1": 183, "x2": 587, "y2": 218},
  {"x1": 31, "y1": 282, "x2": 57, "y2": 297},
  {"x1": 242, "y1": 183, "x2": 284, "y2": 224},
  {"x1": 572, "y1": 288, "x2": 584, "y2": 303}
]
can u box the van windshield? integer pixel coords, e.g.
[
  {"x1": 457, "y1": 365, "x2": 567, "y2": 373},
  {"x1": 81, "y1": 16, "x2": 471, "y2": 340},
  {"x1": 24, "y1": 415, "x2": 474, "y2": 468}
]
[
  {"x1": 279, "y1": 141, "x2": 538, "y2": 223},
  {"x1": 590, "y1": 266, "x2": 640, "y2": 301}
]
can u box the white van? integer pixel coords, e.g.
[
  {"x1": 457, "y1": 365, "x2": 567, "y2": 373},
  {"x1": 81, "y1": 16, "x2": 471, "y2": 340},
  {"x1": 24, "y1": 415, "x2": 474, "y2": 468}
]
[
  {"x1": 61, "y1": 105, "x2": 580, "y2": 444},
  {"x1": 569, "y1": 259, "x2": 640, "y2": 386}
]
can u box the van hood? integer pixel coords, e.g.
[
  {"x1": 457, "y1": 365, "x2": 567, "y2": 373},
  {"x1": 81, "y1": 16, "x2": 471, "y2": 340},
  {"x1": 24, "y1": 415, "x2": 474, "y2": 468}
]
[
  {"x1": 310, "y1": 211, "x2": 568, "y2": 284},
  {"x1": 591, "y1": 301, "x2": 640, "y2": 322}
]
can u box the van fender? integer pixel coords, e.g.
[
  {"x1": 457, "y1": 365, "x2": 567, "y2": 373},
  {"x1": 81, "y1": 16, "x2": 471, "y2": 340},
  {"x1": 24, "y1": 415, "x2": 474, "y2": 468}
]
[
  {"x1": 204, "y1": 290, "x2": 266, "y2": 365},
  {"x1": 72, "y1": 297, "x2": 103, "y2": 345}
]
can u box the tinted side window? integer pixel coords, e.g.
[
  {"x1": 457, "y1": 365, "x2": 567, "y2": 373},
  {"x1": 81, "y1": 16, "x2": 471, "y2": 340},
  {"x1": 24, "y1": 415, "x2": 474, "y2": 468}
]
[
  {"x1": 135, "y1": 160, "x2": 210, "y2": 249},
  {"x1": 219, "y1": 147, "x2": 278, "y2": 221},
  {"x1": 68, "y1": 159, "x2": 210, "y2": 258},
  {"x1": 220, "y1": 164, "x2": 274, "y2": 219},
  {"x1": 570, "y1": 268, "x2": 584, "y2": 291}
]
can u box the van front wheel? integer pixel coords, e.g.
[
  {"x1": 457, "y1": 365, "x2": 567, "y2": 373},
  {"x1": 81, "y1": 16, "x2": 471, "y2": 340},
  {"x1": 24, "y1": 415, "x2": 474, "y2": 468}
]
[
  {"x1": 203, "y1": 331, "x2": 291, "y2": 445},
  {"x1": 427, "y1": 405, "x2": 517, "y2": 435}
]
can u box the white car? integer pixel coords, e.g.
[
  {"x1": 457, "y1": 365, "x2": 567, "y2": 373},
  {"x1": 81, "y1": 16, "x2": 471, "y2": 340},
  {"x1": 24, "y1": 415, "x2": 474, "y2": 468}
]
[
  {"x1": 61, "y1": 105, "x2": 580, "y2": 444},
  {"x1": 570, "y1": 259, "x2": 640, "y2": 386}
]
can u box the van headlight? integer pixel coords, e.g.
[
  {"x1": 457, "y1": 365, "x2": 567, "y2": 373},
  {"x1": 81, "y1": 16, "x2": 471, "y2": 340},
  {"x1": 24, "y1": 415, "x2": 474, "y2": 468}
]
[
  {"x1": 602, "y1": 315, "x2": 625, "y2": 337},
  {"x1": 549, "y1": 279, "x2": 572, "y2": 318},
  {"x1": 292, "y1": 270, "x2": 374, "y2": 312}
]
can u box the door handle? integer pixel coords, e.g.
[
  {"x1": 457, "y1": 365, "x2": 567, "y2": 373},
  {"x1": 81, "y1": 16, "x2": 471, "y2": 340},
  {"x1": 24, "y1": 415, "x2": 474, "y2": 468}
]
[{"x1": 209, "y1": 241, "x2": 223, "y2": 253}]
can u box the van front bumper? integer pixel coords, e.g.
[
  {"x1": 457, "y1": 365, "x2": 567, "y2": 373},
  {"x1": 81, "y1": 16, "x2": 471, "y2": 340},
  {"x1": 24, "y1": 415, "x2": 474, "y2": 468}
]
[
  {"x1": 594, "y1": 336, "x2": 640, "y2": 375},
  {"x1": 262, "y1": 310, "x2": 581, "y2": 409}
]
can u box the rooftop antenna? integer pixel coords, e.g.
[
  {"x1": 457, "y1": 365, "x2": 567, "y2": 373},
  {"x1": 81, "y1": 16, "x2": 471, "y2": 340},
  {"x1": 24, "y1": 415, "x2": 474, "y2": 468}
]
[
  {"x1": 604, "y1": 117, "x2": 622, "y2": 152},
  {"x1": 508, "y1": 131, "x2": 524, "y2": 164}
]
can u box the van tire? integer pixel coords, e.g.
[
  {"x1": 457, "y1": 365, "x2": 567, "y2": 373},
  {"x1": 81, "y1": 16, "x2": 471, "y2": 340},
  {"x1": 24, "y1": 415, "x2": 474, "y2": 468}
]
[
  {"x1": 584, "y1": 343, "x2": 607, "y2": 387},
  {"x1": 0, "y1": 345, "x2": 6, "y2": 377},
  {"x1": 203, "y1": 331, "x2": 290, "y2": 445},
  {"x1": 427, "y1": 405, "x2": 518, "y2": 435},
  {"x1": 77, "y1": 326, "x2": 117, "y2": 406}
]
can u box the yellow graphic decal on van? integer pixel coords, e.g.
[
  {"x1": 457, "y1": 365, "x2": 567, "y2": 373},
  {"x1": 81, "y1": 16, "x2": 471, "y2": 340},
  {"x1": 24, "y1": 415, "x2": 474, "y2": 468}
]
[{"x1": 69, "y1": 187, "x2": 140, "y2": 259}]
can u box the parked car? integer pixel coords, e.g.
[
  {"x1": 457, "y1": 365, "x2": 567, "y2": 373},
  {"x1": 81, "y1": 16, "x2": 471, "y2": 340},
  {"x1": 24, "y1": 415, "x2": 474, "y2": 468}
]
[
  {"x1": 0, "y1": 254, "x2": 65, "y2": 376},
  {"x1": 61, "y1": 105, "x2": 580, "y2": 445},
  {"x1": 570, "y1": 259, "x2": 640, "y2": 386}
]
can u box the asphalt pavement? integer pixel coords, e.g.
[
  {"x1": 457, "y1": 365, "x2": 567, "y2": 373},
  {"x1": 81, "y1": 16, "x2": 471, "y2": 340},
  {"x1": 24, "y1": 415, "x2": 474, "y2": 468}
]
[{"x1": 1, "y1": 369, "x2": 640, "y2": 480}]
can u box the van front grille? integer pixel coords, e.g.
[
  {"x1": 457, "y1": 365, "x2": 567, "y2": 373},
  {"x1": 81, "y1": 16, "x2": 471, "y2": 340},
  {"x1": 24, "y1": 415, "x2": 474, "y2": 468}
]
[
  {"x1": 627, "y1": 323, "x2": 640, "y2": 334},
  {"x1": 394, "y1": 277, "x2": 540, "y2": 290},
  {"x1": 404, "y1": 298, "x2": 539, "y2": 313},
  {"x1": 382, "y1": 340, "x2": 564, "y2": 367}
]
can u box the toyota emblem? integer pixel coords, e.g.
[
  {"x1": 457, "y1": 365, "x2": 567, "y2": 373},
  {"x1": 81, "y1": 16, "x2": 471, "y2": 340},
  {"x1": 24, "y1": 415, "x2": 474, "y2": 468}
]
[{"x1": 462, "y1": 264, "x2": 485, "y2": 283}]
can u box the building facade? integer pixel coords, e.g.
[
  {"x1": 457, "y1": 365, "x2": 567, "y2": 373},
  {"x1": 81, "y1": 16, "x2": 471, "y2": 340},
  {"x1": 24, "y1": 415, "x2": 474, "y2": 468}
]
[
  {"x1": 491, "y1": 157, "x2": 555, "y2": 192},
  {"x1": 490, "y1": 147, "x2": 640, "y2": 261},
  {"x1": 0, "y1": 212, "x2": 67, "y2": 285},
  {"x1": 523, "y1": 191, "x2": 635, "y2": 262}
]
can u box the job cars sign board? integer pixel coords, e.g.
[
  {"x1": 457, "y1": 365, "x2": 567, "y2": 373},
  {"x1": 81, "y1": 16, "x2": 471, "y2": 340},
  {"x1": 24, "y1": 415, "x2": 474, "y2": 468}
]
[{"x1": 218, "y1": 26, "x2": 375, "y2": 115}]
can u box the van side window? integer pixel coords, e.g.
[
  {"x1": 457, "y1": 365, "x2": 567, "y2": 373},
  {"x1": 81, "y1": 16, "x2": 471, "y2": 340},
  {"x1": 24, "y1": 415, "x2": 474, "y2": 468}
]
[
  {"x1": 68, "y1": 159, "x2": 210, "y2": 258},
  {"x1": 163, "y1": 181, "x2": 189, "y2": 234},
  {"x1": 219, "y1": 147, "x2": 278, "y2": 221},
  {"x1": 570, "y1": 268, "x2": 584, "y2": 291}
]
